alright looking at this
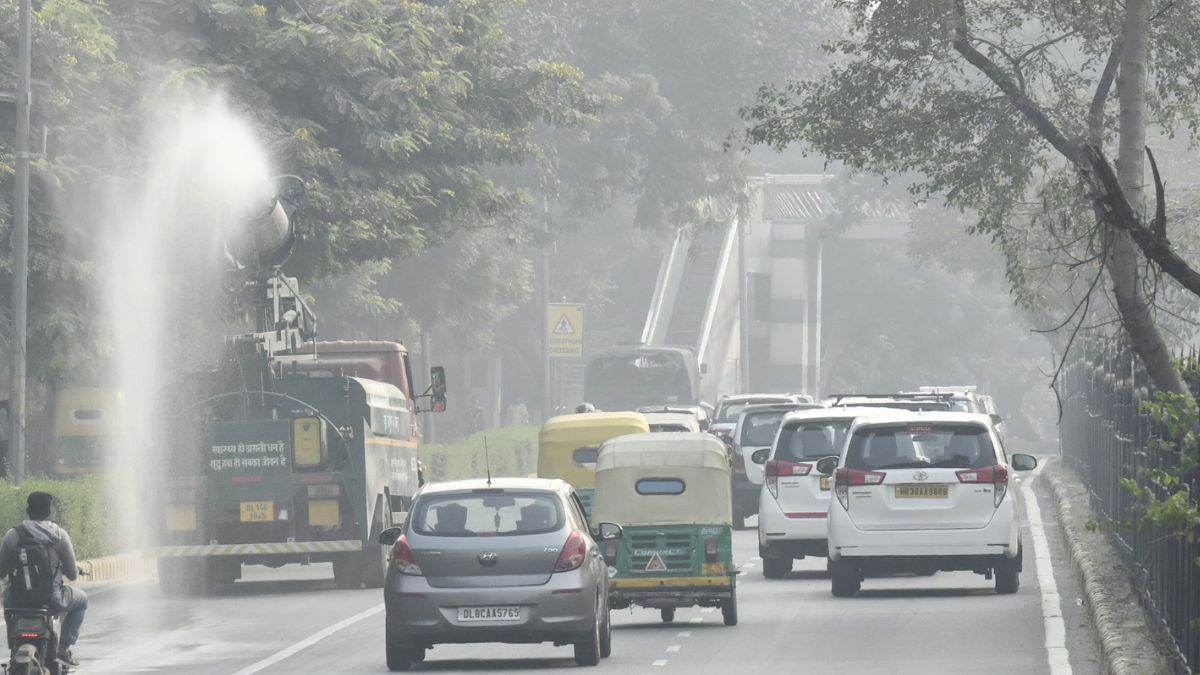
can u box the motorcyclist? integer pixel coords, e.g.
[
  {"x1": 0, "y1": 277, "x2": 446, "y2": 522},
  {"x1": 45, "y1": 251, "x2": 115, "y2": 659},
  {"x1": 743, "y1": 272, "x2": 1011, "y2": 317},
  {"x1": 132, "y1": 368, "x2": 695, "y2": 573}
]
[{"x1": 0, "y1": 492, "x2": 87, "y2": 667}]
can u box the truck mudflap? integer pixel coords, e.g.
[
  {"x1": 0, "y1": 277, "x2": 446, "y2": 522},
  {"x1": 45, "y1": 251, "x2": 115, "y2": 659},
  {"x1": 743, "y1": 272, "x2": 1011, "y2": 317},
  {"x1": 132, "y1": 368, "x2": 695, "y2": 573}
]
[{"x1": 148, "y1": 540, "x2": 363, "y2": 557}]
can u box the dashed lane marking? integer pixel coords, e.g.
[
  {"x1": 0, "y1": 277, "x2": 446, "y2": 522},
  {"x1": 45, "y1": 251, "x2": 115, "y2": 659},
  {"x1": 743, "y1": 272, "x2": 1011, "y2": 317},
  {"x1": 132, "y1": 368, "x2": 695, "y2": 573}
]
[
  {"x1": 230, "y1": 603, "x2": 384, "y2": 675},
  {"x1": 1023, "y1": 469, "x2": 1072, "y2": 675},
  {"x1": 677, "y1": 631, "x2": 691, "y2": 638},
  {"x1": 689, "y1": 617, "x2": 702, "y2": 624},
  {"x1": 700, "y1": 607, "x2": 715, "y2": 613},
  {"x1": 666, "y1": 645, "x2": 681, "y2": 652},
  {"x1": 652, "y1": 659, "x2": 669, "y2": 666}
]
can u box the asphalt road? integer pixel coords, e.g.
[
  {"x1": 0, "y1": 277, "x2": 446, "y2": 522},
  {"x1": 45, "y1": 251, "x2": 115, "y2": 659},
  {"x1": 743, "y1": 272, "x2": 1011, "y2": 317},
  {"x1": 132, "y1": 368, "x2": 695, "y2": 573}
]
[{"x1": 74, "y1": 466, "x2": 1101, "y2": 674}]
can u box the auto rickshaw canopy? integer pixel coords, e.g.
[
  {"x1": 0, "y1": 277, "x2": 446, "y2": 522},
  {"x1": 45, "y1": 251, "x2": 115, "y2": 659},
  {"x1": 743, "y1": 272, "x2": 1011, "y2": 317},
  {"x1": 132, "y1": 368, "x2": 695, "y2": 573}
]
[
  {"x1": 536, "y1": 411, "x2": 650, "y2": 488},
  {"x1": 593, "y1": 432, "x2": 732, "y2": 527}
]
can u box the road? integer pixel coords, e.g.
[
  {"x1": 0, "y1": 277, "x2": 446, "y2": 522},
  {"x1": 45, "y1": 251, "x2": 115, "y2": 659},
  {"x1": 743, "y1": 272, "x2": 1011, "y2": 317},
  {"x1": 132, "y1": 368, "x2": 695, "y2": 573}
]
[{"x1": 75, "y1": 466, "x2": 1101, "y2": 674}]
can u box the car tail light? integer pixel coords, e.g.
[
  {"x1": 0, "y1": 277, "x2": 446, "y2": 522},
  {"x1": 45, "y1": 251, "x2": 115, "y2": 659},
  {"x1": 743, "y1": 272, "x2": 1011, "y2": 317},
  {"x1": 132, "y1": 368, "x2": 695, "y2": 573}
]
[
  {"x1": 555, "y1": 531, "x2": 588, "y2": 572},
  {"x1": 764, "y1": 459, "x2": 812, "y2": 498},
  {"x1": 957, "y1": 464, "x2": 1010, "y2": 507},
  {"x1": 833, "y1": 468, "x2": 886, "y2": 511},
  {"x1": 391, "y1": 535, "x2": 423, "y2": 576},
  {"x1": 704, "y1": 538, "x2": 718, "y2": 562},
  {"x1": 603, "y1": 539, "x2": 618, "y2": 565}
]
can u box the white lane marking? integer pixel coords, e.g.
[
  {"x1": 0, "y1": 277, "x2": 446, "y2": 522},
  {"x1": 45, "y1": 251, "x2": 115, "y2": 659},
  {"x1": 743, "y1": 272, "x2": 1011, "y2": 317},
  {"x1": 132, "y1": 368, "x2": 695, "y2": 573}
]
[
  {"x1": 666, "y1": 645, "x2": 681, "y2": 652},
  {"x1": 677, "y1": 631, "x2": 691, "y2": 638},
  {"x1": 652, "y1": 659, "x2": 669, "y2": 666},
  {"x1": 689, "y1": 617, "x2": 702, "y2": 624},
  {"x1": 1023, "y1": 475, "x2": 1072, "y2": 675},
  {"x1": 230, "y1": 603, "x2": 384, "y2": 675},
  {"x1": 751, "y1": 556, "x2": 761, "y2": 561},
  {"x1": 700, "y1": 607, "x2": 715, "y2": 613}
]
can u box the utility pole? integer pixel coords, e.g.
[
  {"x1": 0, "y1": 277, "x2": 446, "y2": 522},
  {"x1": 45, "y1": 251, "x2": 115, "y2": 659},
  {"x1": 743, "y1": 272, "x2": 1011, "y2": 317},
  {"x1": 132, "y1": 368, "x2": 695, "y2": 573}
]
[
  {"x1": 541, "y1": 197, "x2": 551, "y2": 421},
  {"x1": 10, "y1": 0, "x2": 31, "y2": 483}
]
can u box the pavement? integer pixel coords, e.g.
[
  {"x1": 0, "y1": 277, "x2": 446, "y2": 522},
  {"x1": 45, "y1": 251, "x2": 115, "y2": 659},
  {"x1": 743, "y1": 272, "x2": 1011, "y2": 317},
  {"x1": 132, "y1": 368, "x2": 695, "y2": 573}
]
[{"x1": 71, "y1": 466, "x2": 1102, "y2": 674}]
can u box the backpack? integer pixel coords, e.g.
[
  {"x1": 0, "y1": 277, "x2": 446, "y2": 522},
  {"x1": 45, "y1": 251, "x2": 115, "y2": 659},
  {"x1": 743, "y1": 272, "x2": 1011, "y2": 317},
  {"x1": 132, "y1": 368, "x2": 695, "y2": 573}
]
[{"x1": 6, "y1": 525, "x2": 59, "y2": 607}]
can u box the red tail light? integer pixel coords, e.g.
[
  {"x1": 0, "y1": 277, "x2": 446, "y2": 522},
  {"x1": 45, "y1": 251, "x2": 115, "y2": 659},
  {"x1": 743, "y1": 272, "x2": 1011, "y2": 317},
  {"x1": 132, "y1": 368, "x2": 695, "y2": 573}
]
[
  {"x1": 603, "y1": 539, "x2": 618, "y2": 565},
  {"x1": 732, "y1": 450, "x2": 747, "y2": 475},
  {"x1": 555, "y1": 531, "x2": 588, "y2": 572},
  {"x1": 957, "y1": 464, "x2": 1009, "y2": 506},
  {"x1": 390, "y1": 535, "x2": 423, "y2": 576},
  {"x1": 704, "y1": 538, "x2": 718, "y2": 562},
  {"x1": 834, "y1": 468, "x2": 886, "y2": 511},
  {"x1": 765, "y1": 459, "x2": 812, "y2": 498}
]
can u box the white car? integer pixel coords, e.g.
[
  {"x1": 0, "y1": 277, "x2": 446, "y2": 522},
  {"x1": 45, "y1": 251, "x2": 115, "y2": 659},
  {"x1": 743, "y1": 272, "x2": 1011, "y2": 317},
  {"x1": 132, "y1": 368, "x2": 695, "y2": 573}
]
[
  {"x1": 826, "y1": 411, "x2": 1038, "y2": 596},
  {"x1": 642, "y1": 411, "x2": 701, "y2": 433},
  {"x1": 754, "y1": 407, "x2": 906, "y2": 579}
]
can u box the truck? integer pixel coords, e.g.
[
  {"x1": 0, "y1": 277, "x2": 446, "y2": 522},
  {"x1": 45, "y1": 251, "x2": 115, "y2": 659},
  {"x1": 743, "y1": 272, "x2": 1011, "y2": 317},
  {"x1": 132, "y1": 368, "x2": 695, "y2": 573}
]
[
  {"x1": 583, "y1": 346, "x2": 702, "y2": 412},
  {"x1": 147, "y1": 177, "x2": 446, "y2": 594}
]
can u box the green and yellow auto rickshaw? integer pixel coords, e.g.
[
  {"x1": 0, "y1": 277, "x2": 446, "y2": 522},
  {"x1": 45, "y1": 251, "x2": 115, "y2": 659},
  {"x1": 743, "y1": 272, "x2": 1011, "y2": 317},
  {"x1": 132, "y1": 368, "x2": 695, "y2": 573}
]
[
  {"x1": 594, "y1": 432, "x2": 737, "y2": 625},
  {"x1": 537, "y1": 411, "x2": 650, "y2": 517}
]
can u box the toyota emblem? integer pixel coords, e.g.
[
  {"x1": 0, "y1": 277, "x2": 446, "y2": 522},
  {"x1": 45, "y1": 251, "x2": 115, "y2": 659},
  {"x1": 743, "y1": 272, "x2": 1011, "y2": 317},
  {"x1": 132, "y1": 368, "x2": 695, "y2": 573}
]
[{"x1": 913, "y1": 470, "x2": 929, "y2": 481}]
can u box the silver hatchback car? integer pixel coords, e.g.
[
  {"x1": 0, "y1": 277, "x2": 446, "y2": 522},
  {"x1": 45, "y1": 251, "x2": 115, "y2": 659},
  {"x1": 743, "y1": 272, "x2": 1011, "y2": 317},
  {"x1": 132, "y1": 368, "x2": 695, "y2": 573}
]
[{"x1": 378, "y1": 477, "x2": 622, "y2": 671}]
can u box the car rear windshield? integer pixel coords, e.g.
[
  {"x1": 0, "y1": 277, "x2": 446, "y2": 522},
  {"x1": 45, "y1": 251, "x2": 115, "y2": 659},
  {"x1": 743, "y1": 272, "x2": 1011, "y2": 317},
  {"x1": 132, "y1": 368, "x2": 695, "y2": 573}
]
[
  {"x1": 775, "y1": 420, "x2": 852, "y2": 461},
  {"x1": 845, "y1": 424, "x2": 996, "y2": 471},
  {"x1": 411, "y1": 492, "x2": 563, "y2": 537},
  {"x1": 739, "y1": 411, "x2": 787, "y2": 447}
]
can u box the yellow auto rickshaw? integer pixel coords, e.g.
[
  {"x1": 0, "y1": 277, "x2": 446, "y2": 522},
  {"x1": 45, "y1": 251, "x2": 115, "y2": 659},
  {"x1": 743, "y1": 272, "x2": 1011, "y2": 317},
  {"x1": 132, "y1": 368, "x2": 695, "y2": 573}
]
[
  {"x1": 49, "y1": 387, "x2": 127, "y2": 476},
  {"x1": 537, "y1": 411, "x2": 650, "y2": 516},
  {"x1": 593, "y1": 432, "x2": 738, "y2": 625}
]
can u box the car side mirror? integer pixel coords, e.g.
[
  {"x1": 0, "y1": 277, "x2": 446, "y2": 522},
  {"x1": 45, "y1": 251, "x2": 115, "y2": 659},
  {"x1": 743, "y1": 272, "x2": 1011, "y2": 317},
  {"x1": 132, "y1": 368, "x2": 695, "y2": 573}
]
[
  {"x1": 1010, "y1": 453, "x2": 1038, "y2": 472},
  {"x1": 990, "y1": 413, "x2": 1003, "y2": 425},
  {"x1": 378, "y1": 526, "x2": 402, "y2": 546},
  {"x1": 816, "y1": 456, "x2": 840, "y2": 476},
  {"x1": 597, "y1": 522, "x2": 623, "y2": 541},
  {"x1": 751, "y1": 448, "x2": 771, "y2": 465}
]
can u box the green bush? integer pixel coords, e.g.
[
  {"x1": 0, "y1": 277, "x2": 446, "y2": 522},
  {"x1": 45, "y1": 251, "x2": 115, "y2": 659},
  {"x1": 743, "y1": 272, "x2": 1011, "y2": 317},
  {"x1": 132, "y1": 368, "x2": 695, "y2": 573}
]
[
  {"x1": 0, "y1": 475, "x2": 121, "y2": 560},
  {"x1": 422, "y1": 427, "x2": 538, "y2": 482}
]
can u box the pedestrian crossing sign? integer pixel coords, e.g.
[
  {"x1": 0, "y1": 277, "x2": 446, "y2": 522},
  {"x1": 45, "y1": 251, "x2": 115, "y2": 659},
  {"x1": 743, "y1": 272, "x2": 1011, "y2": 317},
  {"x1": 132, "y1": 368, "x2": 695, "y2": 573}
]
[
  {"x1": 548, "y1": 303, "x2": 584, "y2": 358},
  {"x1": 645, "y1": 552, "x2": 668, "y2": 572}
]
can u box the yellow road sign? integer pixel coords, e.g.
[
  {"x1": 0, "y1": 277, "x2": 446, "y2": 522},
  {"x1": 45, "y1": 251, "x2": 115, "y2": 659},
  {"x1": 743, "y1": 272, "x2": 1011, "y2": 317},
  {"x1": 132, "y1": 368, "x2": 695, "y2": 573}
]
[{"x1": 548, "y1": 303, "x2": 584, "y2": 358}]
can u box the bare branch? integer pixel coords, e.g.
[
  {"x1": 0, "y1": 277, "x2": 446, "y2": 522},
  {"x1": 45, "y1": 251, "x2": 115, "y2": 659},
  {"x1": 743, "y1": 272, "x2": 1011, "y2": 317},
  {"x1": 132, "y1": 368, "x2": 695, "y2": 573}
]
[
  {"x1": 1088, "y1": 40, "x2": 1122, "y2": 145},
  {"x1": 1147, "y1": 145, "x2": 1166, "y2": 239},
  {"x1": 1018, "y1": 31, "x2": 1082, "y2": 64}
]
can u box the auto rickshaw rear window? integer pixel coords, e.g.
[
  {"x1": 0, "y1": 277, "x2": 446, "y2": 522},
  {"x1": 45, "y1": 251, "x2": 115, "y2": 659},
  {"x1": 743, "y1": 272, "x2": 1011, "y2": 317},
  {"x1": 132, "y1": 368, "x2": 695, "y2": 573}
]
[
  {"x1": 572, "y1": 446, "x2": 600, "y2": 466},
  {"x1": 635, "y1": 478, "x2": 686, "y2": 495}
]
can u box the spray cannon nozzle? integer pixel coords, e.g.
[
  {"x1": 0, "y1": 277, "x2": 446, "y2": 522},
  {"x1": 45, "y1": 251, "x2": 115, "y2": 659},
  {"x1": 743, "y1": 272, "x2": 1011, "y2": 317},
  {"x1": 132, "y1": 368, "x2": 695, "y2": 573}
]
[{"x1": 226, "y1": 175, "x2": 307, "y2": 270}]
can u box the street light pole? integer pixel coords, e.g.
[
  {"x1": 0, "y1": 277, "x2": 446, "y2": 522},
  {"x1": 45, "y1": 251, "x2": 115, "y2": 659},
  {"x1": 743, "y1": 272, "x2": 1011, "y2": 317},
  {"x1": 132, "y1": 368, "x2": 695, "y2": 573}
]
[{"x1": 10, "y1": 0, "x2": 31, "y2": 483}]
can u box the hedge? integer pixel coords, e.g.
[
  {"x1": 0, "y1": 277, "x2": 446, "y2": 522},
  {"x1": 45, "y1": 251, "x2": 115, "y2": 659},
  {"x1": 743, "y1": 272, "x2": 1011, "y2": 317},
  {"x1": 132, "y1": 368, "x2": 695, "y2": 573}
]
[
  {"x1": 0, "y1": 475, "x2": 122, "y2": 561},
  {"x1": 422, "y1": 426, "x2": 538, "y2": 482}
]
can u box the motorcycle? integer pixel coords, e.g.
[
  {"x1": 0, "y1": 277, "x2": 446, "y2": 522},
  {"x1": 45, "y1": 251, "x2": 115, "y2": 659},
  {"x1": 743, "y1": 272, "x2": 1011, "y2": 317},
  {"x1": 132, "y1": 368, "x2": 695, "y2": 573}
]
[{"x1": 3, "y1": 606, "x2": 67, "y2": 675}]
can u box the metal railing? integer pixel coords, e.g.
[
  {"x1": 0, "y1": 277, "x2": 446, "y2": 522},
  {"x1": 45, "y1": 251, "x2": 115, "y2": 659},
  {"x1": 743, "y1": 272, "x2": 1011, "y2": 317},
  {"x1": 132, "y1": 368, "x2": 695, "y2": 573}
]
[{"x1": 1061, "y1": 337, "x2": 1197, "y2": 672}]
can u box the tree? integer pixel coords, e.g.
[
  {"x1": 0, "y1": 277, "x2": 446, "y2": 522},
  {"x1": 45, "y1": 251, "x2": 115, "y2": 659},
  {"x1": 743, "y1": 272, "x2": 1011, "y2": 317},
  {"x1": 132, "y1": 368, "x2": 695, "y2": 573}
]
[{"x1": 741, "y1": 0, "x2": 1200, "y2": 398}]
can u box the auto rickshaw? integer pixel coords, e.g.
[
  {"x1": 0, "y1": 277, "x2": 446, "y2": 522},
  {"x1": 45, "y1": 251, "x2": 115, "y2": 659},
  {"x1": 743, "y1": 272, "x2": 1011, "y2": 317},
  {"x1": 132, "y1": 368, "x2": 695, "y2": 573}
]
[
  {"x1": 537, "y1": 411, "x2": 650, "y2": 516},
  {"x1": 49, "y1": 387, "x2": 128, "y2": 476},
  {"x1": 593, "y1": 432, "x2": 738, "y2": 625}
]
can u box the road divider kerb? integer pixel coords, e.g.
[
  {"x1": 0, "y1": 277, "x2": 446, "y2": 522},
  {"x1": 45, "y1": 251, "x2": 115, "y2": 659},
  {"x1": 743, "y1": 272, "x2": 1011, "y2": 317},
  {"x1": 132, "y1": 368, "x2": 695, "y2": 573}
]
[
  {"x1": 1043, "y1": 460, "x2": 1177, "y2": 675},
  {"x1": 76, "y1": 552, "x2": 156, "y2": 587}
]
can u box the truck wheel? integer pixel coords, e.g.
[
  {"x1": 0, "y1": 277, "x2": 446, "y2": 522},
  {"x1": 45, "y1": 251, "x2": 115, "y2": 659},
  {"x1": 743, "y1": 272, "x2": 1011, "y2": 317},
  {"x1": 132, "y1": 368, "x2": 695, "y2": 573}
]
[
  {"x1": 762, "y1": 557, "x2": 792, "y2": 579},
  {"x1": 156, "y1": 558, "x2": 186, "y2": 596},
  {"x1": 333, "y1": 554, "x2": 365, "y2": 589},
  {"x1": 722, "y1": 584, "x2": 738, "y2": 626},
  {"x1": 660, "y1": 607, "x2": 675, "y2": 623},
  {"x1": 362, "y1": 545, "x2": 388, "y2": 589}
]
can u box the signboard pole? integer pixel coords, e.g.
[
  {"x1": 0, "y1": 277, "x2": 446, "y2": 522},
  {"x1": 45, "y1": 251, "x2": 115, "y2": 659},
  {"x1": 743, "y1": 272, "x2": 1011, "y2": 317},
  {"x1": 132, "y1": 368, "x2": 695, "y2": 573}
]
[{"x1": 541, "y1": 198, "x2": 551, "y2": 421}]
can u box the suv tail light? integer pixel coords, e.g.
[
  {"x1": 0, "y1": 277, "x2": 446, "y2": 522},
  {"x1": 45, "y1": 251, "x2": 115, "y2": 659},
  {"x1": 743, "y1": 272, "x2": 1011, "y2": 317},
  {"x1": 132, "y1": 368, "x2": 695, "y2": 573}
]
[
  {"x1": 833, "y1": 468, "x2": 886, "y2": 510},
  {"x1": 764, "y1": 459, "x2": 812, "y2": 498},
  {"x1": 391, "y1": 535, "x2": 423, "y2": 576},
  {"x1": 704, "y1": 538, "x2": 719, "y2": 562},
  {"x1": 555, "y1": 531, "x2": 588, "y2": 572},
  {"x1": 957, "y1": 464, "x2": 1010, "y2": 507}
]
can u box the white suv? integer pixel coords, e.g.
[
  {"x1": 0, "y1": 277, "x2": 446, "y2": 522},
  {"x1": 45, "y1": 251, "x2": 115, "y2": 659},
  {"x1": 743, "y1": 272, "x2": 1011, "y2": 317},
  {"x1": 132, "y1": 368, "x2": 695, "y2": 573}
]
[
  {"x1": 754, "y1": 407, "x2": 906, "y2": 579},
  {"x1": 826, "y1": 412, "x2": 1038, "y2": 597}
]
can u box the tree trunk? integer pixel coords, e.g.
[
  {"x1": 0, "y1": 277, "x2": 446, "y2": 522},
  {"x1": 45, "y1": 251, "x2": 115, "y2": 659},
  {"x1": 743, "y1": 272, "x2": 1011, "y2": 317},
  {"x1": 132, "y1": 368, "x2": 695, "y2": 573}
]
[{"x1": 1109, "y1": 0, "x2": 1189, "y2": 397}]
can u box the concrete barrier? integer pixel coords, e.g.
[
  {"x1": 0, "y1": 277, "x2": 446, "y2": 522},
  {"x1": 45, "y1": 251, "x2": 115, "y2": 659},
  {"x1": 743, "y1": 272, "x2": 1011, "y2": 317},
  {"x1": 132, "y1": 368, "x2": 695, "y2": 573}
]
[{"x1": 76, "y1": 552, "x2": 155, "y2": 586}]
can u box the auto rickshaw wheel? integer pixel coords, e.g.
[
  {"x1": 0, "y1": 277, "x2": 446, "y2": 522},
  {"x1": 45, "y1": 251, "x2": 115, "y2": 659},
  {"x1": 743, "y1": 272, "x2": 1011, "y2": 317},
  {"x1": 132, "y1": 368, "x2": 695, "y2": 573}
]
[
  {"x1": 660, "y1": 608, "x2": 675, "y2": 623},
  {"x1": 722, "y1": 585, "x2": 738, "y2": 626}
]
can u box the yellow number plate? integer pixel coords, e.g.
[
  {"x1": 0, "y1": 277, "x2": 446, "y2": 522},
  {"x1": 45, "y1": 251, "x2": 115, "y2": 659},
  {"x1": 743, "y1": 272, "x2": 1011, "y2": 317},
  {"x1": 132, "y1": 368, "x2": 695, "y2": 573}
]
[
  {"x1": 240, "y1": 501, "x2": 274, "y2": 522},
  {"x1": 894, "y1": 484, "x2": 949, "y2": 499},
  {"x1": 819, "y1": 476, "x2": 830, "y2": 490}
]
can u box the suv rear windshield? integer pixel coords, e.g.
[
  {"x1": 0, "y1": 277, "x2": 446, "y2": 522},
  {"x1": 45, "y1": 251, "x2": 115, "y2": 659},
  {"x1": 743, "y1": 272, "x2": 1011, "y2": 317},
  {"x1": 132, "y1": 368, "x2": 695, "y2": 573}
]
[
  {"x1": 411, "y1": 492, "x2": 563, "y2": 537},
  {"x1": 846, "y1": 424, "x2": 996, "y2": 470},
  {"x1": 739, "y1": 411, "x2": 788, "y2": 447},
  {"x1": 851, "y1": 401, "x2": 953, "y2": 412},
  {"x1": 775, "y1": 421, "x2": 852, "y2": 461},
  {"x1": 717, "y1": 398, "x2": 790, "y2": 423}
]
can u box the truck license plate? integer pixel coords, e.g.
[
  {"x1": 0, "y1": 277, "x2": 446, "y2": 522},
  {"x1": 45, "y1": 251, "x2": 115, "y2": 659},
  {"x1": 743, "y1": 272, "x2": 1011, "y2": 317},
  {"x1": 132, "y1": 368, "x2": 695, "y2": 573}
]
[
  {"x1": 457, "y1": 606, "x2": 522, "y2": 622},
  {"x1": 240, "y1": 501, "x2": 274, "y2": 522}
]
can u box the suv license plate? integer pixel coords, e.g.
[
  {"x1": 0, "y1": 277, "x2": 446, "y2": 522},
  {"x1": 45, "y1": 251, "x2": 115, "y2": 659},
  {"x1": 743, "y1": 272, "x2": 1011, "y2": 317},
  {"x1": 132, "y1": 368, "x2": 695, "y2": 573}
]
[
  {"x1": 894, "y1": 485, "x2": 949, "y2": 499},
  {"x1": 458, "y1": 606, "x2": 522, "y2": 622},
  {"x1": 239, "y1": 501, "x2": 274, "y2": 522}
]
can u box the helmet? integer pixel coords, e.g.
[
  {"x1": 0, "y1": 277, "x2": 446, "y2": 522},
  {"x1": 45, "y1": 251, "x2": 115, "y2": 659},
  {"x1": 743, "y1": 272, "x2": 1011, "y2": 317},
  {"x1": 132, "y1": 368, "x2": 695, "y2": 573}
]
[{"x1": 574, "y1": 402, "x2": 597, "y2": 414}]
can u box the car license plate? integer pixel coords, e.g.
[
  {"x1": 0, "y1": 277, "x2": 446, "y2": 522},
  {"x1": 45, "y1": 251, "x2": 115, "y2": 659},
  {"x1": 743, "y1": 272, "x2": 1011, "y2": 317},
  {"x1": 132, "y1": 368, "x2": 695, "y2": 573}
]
[
  {"x1": 819, "y1": 476, "x2": 830, "y2": 490},
  {"x1": 239, "y1": 501, "x2": 274, "y2": 522},
  {"x1": 458, "y1": 606, "x2": 522, "y2": 622},
  {"x1": 894, "y1": 484, "x2": 949, "y2": 499}
]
